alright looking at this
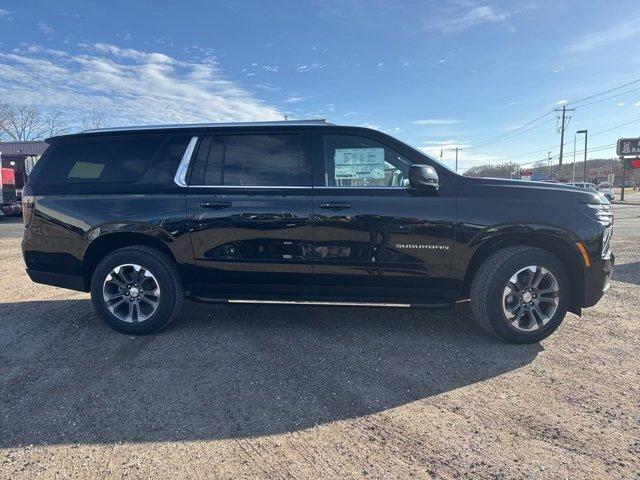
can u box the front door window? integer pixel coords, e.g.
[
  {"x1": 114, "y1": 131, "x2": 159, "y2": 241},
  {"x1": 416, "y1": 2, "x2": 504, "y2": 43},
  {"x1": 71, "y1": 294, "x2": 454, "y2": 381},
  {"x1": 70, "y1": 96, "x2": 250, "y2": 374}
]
[{"x1": 323, "y1": 134, "x2": 410, "y2": 188}]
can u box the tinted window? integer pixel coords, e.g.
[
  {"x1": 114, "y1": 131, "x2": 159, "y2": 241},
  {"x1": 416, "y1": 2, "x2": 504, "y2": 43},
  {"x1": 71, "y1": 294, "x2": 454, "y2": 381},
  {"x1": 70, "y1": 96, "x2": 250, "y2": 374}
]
[
  {"x1": 33, "y1": 135, "x2": 164, "y2": 183},
  {"x1": 139, "y1": 135, "x2": 191, "y2": 184},
  {"x1": 198, "y1": 134, "x2": 309, "y2": 187},
  {"x1": 189, "y1": 135, "x2": 225, "y2": 186},
  {"x1": 323, "y1": 134, "x2": 410, "y2": 187},
  {"x1": 189, "y1": 136, "x2": 212, "y2": 185}
]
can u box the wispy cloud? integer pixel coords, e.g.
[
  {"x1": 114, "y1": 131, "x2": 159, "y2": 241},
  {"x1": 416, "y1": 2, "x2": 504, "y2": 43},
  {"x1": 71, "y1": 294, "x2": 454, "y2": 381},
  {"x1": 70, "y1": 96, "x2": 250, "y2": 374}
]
[
  {"x1": 412, "y1": 118, "x2": 462, "y2": 125},
  {"x1": 296, "y1": 62, "x2": 325, "y2": 73},
  {"x1": 116, "y1": 32, "x2": 132, "y2": 41},
  {"x1": 283, "y1": 95, "x2": 312, "y2": 104},
  {"x1": 92, "y1": 42, "x2": 173, "y2": 63},
  {"x1": 428, "y1": 5, "x2": 511, "y2": 34},
  {"x1": 38, "y1": 20, "x2": 54, "y2": 38},
  {"x1": 0, "y1": 8, "x2": 11, "y2": 17},
  {"x1": 0, "y1": 43, "x2": 281, "y2": 127},
  {"x1": 566, "y1": 20, "x2": 640, "y2": 53},
  {"x1": 254, "y1": 83, "x2": 281, "y2": 91}
]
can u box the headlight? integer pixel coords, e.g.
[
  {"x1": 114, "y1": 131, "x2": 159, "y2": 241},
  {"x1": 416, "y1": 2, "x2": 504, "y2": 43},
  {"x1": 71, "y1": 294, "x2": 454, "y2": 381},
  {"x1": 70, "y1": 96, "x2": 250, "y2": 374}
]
[{"x1": 584, "y1": 203, "x2": 613, "y2": 224}]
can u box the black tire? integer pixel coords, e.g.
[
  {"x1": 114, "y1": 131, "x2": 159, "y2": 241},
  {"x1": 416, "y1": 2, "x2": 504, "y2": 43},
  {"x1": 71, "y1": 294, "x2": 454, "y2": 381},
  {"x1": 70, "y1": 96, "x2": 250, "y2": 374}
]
[
  {"x1": 90, "y1": 246, "x2": 183, "y2": 335},
  {"x1": 470, "y1": 246, "x2": 570, "y2": 344}
]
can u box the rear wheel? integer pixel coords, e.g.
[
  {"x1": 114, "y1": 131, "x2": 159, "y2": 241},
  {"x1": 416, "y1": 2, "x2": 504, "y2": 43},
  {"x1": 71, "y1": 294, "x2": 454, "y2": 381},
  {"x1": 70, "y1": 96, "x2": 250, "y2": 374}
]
[
  {"x1": 470, "y1": 246, "x2": 570, "y2": 344},
  {"x1": 90, "y1": 246, "x2": 183, "y2": 334}
]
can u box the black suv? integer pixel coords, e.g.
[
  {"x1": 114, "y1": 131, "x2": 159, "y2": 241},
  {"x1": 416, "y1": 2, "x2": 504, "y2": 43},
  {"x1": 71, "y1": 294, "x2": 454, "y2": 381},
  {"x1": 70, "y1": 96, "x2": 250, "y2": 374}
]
[{"x1": 21, "y1": 120, "x2": 614, "y2": 343}]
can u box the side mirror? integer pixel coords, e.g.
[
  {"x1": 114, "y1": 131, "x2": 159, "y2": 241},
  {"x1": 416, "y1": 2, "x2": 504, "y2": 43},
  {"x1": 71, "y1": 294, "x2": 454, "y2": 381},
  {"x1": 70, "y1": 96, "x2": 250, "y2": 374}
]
[{"x1": 409, "y1": 164, "x2": 439, "y2": 192}]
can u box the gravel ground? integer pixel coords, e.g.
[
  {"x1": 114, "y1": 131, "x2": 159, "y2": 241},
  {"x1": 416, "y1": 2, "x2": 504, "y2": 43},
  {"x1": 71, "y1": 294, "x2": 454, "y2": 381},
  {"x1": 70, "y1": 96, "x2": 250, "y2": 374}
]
[{"x1": 0, "y1": 233, "x2": 638, "y2": 479}]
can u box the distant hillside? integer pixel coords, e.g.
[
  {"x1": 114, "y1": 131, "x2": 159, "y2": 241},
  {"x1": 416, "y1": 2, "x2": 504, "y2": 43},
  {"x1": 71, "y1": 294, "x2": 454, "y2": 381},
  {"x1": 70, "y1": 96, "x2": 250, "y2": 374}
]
[{"x1": 464, "y1": 158, "x2": 624, "y2": 181}]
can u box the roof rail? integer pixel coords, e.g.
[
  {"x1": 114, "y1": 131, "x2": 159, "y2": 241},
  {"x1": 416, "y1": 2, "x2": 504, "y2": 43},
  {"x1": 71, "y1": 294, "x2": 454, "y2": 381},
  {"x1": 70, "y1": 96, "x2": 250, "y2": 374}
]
[{"x1": 80, "y1": 119, "x2": 333, "y2": 134}]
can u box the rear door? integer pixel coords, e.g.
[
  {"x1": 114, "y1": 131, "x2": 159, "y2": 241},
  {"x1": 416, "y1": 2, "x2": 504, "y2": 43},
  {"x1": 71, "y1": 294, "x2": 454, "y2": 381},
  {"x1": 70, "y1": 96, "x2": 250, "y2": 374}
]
[
  {"x1": 186, "y1": 130, "x2": 314, "y2": 296},
  {"x1": 310, "y1": 131, "x2": 457, "y2": 301}
]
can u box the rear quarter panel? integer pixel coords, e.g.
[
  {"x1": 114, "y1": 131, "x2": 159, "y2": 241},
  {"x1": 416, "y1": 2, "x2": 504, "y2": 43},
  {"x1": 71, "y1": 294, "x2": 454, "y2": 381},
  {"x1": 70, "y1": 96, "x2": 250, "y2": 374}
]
[{"x1": 23, "y1": 192, "x2": 191, "y2": 279}]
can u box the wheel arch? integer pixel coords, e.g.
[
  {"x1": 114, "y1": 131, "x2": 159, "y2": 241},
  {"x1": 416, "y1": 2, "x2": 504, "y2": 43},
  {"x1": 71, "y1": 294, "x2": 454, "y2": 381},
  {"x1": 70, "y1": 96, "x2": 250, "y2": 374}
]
[
  {"x1": 463, "y1": 231, "x2": 585, "y2": 315},
  {"x1": 82, "y1": 232, "x2": 177, "y2": 290}
]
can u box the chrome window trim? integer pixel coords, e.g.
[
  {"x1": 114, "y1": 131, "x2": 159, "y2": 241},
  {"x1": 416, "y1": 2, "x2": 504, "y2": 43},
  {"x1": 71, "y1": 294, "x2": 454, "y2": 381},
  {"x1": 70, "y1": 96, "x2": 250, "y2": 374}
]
[
  {"x1": 180, "y1": 185, "x2": 406, "y2": 190},
  {"x1": 313, "y1": 186, "x2": 408, "y2": 190},
  {"x1": 173, "y1": 136, "x2": 199, "y2": 187},
  {"x1": 185, "y1": 185, "x2": 313, "y2": 189}
]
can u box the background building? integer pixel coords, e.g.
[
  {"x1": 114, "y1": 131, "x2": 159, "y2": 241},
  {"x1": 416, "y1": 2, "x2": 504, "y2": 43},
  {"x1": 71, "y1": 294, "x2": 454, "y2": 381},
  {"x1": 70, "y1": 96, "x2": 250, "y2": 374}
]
[{"x1": 0, "y1": 141, "x2": 48, "y2": 194}]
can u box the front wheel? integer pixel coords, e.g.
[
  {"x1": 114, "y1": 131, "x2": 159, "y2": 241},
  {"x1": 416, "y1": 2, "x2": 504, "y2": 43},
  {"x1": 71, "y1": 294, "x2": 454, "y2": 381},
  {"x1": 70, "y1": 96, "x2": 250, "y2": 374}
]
[
  {"x1": 470, "y1": 246, "x2": 570, "y2": 344},
  {"x1": 90, "y1": 246, "x2": 184, "y2": 334}
]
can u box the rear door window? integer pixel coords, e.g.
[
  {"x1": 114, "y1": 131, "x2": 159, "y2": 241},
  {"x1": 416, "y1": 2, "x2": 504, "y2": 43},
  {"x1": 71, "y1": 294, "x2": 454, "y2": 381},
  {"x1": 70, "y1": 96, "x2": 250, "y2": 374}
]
[
  {"x1": 139, "y1": 135, "x2": 192, "y2": 184},
  {"x1": 33, "y1": 135, "x2": 164, "y2": 183},
  {"x1": 191, "y1": 134, "x2": 310, "y2": 187}
]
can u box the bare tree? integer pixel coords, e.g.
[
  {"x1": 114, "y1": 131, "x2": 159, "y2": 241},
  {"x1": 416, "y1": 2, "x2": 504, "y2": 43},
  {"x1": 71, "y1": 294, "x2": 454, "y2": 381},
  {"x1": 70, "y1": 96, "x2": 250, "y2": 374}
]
[
  {"x1": 464, "y1": 162, "x2": 522, "y2": 178},
  {"x1": 0, "y1": 102, "x2": 67, "y2": 141},
  {"x1": 81, "y1": 107, "x2": 104, "y2": 130},
  {"x1": 42, "y1": 109, "x2": 67, "y2": 138}
]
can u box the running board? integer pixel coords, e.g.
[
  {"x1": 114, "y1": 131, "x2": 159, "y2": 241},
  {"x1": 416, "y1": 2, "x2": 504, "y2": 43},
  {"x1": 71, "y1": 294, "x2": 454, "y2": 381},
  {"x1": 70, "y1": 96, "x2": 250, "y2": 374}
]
[{"x1": 189, "y1": 295, "x2": 454, "y2": 309}]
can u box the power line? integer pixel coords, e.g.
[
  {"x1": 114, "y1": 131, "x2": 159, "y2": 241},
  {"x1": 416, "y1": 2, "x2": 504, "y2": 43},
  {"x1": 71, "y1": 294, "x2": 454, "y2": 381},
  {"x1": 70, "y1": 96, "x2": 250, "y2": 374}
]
[
  {"x1": 462, "y1": 110, "x2": 554, "y2": 150},
  {"x1": 460, "y1": 77, "x2": 640, "y2": 152},
  {"x1": 565, "y1": 77, "x2": 640, "y2": 106},
  {"x1": 513, "y1": 143, "x2": 616, "y2": 167},
  {"x1": 573, "y1": 85, "x2": 640, "y2": 109},
  {"x1": 490, "y1": 117, "x2": 640, "y2": 162}
]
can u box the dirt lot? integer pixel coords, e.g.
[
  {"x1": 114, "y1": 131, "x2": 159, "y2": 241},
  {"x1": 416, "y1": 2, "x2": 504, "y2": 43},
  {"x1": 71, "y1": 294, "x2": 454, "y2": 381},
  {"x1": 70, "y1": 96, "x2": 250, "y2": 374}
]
[{"x1": 1, "y1": 222, "x2": 638, "y2": 478}]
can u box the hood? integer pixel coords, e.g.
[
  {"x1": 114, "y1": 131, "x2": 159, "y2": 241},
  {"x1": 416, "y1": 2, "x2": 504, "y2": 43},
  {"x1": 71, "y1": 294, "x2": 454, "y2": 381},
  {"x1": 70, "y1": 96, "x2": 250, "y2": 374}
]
[{"x1": 459, "y1": 176, "x2": 608, "y2": 204}]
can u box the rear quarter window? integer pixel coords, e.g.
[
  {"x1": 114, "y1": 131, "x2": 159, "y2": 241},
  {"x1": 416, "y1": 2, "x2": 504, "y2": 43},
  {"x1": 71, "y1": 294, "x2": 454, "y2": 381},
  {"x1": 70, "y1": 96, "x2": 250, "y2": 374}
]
[{"x1": 31, "y1": 135, "x2": 165, "y2": 184}]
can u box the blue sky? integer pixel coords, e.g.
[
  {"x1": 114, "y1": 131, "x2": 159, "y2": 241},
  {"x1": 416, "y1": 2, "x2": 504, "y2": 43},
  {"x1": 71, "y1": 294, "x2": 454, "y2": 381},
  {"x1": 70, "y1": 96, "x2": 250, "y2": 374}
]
[{"x1": 1, "y1": 0, "x2": 639, "y2": 170}]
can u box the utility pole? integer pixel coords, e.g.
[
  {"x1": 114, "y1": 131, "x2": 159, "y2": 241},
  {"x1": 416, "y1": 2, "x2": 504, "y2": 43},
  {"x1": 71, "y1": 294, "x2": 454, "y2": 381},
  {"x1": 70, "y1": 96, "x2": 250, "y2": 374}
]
[
  {"x1": 548, "y1": 152, "x2": 552, "y2": 178},
  {"x1": 555, "y1": 105, "x2": 575, "y2": 174},
  {"x1": 455, "y1": 147, "x2": 459, "y2": 172}
]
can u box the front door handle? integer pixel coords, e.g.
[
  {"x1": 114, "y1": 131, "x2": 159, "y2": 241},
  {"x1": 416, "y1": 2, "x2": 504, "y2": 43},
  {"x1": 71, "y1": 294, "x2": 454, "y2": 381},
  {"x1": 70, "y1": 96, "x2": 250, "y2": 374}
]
[
  {"x1": 319, "y1": 202, "x2": 351, "y2": 210},
  {"x1": 200, "y1": 201, "x2": 232, "y2": 209}
]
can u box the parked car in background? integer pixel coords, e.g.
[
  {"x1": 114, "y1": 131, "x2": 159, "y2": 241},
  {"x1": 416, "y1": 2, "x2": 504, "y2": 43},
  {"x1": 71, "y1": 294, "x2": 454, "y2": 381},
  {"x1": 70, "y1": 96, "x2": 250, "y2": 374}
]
[
  {"x1": 21, "y1": 121, "x2": 614, "y2": 344},
  {"x1": 566, "y1": 181, "x2": 614, "y2": 201},
  {"x1": 598, "y1": 186, "x2": 615, "y2": 201}
]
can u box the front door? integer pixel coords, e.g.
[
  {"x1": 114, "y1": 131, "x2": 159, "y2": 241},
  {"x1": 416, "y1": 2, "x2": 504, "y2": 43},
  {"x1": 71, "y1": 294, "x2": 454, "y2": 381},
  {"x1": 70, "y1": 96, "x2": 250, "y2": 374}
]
[
  {"x1": 311, "y1": 132, "x2": 457, "y2": 302},
  {"x1": 186, "y1": 131, "x2": 314, "y2": 297}
]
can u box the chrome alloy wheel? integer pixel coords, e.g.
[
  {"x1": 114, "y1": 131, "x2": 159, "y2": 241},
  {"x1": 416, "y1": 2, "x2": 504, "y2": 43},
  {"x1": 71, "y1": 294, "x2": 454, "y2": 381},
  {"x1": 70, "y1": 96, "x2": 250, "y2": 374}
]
[
  {"x1": 502, "y1": 265, "x2": 560, "y2": 332},
  {"x1": 102, "y1": 264, "x2": 161, "y2": 323}
]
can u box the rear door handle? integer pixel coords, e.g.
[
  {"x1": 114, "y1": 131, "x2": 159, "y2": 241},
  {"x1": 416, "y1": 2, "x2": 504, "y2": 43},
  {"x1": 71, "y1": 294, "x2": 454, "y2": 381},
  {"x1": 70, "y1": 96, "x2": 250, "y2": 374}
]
[
  {"x1": 319, "y1": 202, "x2": 351, "y2": 210},
  {"x1": 200, "y1": 201, "x2": 232, "y2": 209}
]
